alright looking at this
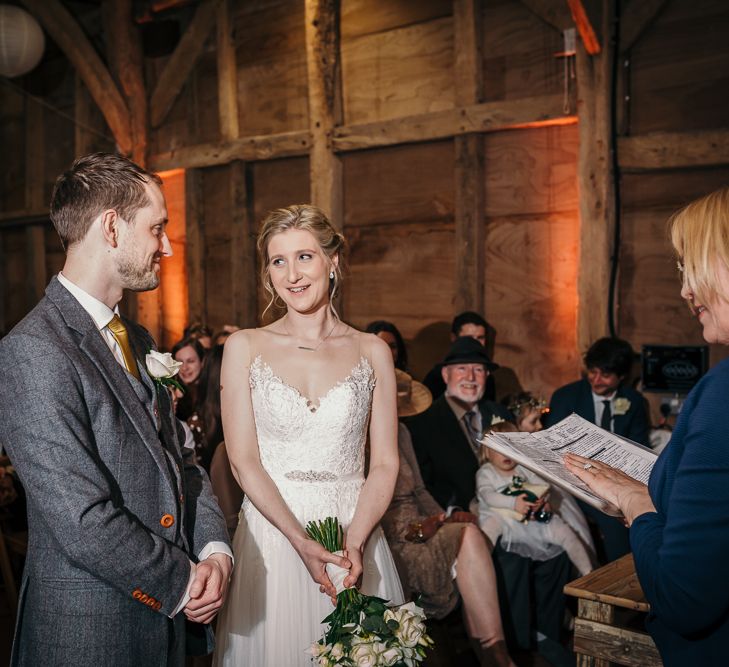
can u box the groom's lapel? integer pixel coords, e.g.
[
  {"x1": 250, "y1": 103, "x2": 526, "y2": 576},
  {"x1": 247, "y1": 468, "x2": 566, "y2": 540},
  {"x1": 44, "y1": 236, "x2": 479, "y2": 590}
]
[{"x1": 47, "y1": 278, "x2": 174, "y2": 484}]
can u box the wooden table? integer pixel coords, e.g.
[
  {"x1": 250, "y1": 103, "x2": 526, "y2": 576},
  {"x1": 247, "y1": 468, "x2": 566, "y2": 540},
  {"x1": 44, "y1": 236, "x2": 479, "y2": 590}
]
[{"x1": 564, "y1": 554, "x2": 662, "y2": 666}]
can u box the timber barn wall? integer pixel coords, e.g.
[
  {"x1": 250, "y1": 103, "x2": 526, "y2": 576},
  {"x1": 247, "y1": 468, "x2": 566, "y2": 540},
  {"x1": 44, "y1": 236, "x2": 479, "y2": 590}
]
[{"x1": 1, "y1": 0, "x2": 728, "y2": 410}]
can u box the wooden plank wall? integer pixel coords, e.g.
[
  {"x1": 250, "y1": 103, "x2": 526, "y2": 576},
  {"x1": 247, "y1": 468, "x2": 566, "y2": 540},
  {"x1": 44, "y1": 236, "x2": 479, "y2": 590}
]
[{"x1": 618, "y1": 0, "x2": 729, "y2": 370}]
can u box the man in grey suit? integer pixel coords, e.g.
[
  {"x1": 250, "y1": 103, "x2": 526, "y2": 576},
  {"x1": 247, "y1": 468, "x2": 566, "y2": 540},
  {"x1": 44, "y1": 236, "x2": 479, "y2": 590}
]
[{"x1": 0, "y1": 153, "x2": 233, "y2": 666}]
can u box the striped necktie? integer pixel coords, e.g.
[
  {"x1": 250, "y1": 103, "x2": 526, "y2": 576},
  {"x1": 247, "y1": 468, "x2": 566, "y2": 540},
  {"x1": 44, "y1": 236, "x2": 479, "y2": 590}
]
[{"x1": 107, "y1": 315, "x2": 141, "y2": 381}]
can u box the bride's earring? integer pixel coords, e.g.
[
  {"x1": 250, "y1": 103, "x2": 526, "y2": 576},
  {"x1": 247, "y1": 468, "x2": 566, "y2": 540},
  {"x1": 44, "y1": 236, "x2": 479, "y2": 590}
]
[{"x1": 329, "y1": 271, "x2": 335, "y2": 280}]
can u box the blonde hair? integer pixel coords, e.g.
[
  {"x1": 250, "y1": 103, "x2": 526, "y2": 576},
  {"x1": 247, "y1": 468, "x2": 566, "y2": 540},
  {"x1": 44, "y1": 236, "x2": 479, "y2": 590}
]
[
  {"x1": 479, "y1": 420, "x2": 517, "y2": 465},
  {"x1": 669, "y1": 187, "x2": 729, "y2": 307},
  {"x1": 257, "y1": 204, "x2": 346, "y2": 317}
]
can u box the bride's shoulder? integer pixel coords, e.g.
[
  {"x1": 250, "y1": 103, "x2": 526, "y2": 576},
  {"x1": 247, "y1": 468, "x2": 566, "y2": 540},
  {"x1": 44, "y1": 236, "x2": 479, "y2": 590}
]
[{"x1": 351, "y1": 329, "x2": 393, "y2": 368}]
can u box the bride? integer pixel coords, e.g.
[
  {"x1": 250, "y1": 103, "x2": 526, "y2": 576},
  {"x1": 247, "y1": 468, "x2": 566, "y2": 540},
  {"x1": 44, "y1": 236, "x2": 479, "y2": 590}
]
[{"x1": 213, "y1": 205, "x2": 404, "y2": 666}]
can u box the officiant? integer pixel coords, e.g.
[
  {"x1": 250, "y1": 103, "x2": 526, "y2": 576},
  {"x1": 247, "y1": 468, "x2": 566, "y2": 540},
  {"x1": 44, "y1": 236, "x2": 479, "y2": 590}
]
[{"x1": 564, "y1": 186, "x2": 729, "y2": 667}]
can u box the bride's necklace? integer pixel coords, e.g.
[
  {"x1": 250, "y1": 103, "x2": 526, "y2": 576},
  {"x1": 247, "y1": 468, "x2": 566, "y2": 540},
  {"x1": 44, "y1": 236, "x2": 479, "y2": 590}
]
[{"x1": 283, "y1": 317, "x2": 339, "y2": 352}]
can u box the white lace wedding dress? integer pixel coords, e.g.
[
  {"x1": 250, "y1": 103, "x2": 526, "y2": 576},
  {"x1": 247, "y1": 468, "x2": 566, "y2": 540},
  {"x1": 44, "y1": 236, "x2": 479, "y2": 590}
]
[{"x1": 213, "y1": 353, "x2": 404, "y2": 666}]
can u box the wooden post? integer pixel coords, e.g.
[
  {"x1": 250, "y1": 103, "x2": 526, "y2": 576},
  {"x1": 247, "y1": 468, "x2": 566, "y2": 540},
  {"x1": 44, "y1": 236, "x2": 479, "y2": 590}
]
[
  {"x1": 217, "y1": 0, "x2": 240, "y2": 141},
  {"x1": 453, "y1": 0, "x2": 485, "y2": 314},
  {"x1": 185, "y1": 169, "x2": 207, "y2": 326},
  {"x1": 229, "y1": 161, "x2": 257, "y2": 327},
  {"x1": 21, "y1": 0, "x2": 132, "y2": 154},
  {"x1": 575, "y1": 600, "x2": 614, "y2": 667},
  {"x1": 576, "y1": 0, "x2": 614, "y2": 352},
  {"x1": 25, "y1": 96, "x2": 46, "y2": 306},
  {"x1": 102, "y1": 0, "x2": 148, "y2": 166},
  {"x1": 304, "y1": 0, "x2": 343, "y2": 228}
]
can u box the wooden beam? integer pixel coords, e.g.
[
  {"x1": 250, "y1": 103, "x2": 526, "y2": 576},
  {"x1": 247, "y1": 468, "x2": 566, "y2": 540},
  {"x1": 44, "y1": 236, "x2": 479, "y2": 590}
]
[
  {"x1": 567, "y1": 0, "x2": 601, "y2": 55},
  {"x1": 453, "y1": 0, "x2": 485, "y2": 315},
  {"x1": 103, "y1": 0, "x2": 148, "y2": 166},
  {"x1": 74, "y1": 74, "x2": 95, "y2": 156},
  {"x1": 25, "y1": 96, "x2": 44, "y2": 211},
  {"x1": 21, "y1": 0, "x2": 132, "y2": 154},
  {"x1": 453, "y1": 0, "x2": 483, "y2": 108},
  {"x1": 620, "y1": 0, "x2": 668, "y2": 52},
  {"x1": 519, "y1": 0, "x2": 572, "y2": 31},
  {"x1": 184, "y1": 169, "x2": 206, "y2": 325},
  {"x1": 619, "y1": 130, "x2": 729, "y2": 171},
  {"x1": 305, "y1": 0, "x2": 344, "y2": 229},
  {"x1": 576, "y1": 0, "x2": 615, "y2": 350},
  {"x1": 333, "y1": 95, "x2": 575, "y2": 151},
  {"x1": 454, "y1": 136, "x2": 485, "y2": 314},
  {"x1": 150, "y1": 0, "x2": 221, "y2": 128},
  {"x1": 216, "y1": 0, "x2": 240, "y2": 141},
  {"x1": 149, "y1": 130, "x2": 311, "y2": 170},
  {"x1": 228, "y1": 161, "x2": 257, "y2": 327}
]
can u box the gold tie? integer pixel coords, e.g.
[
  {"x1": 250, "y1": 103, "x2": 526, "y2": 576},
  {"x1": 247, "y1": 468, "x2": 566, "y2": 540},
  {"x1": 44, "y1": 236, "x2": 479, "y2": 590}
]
[{"x1": 107, "y1": 315, "x2": 141, "y2": 380}]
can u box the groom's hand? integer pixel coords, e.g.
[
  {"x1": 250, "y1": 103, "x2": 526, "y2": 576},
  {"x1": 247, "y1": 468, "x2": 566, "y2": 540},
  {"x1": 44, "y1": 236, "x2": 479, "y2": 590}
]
[{"x1": 184, "y1": 552, "x2": 233, "y2": 624}]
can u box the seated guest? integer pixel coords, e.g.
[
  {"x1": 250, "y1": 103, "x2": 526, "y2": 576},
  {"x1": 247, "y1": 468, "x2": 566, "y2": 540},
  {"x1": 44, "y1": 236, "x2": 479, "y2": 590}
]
[
  {"x1": 365, "y1": 320, "x2": 409, "y2": 372},
  {"x1": 477, "y1": 420, "x2": 594, "y2": 576},
  {"x1": 187, "y1": 345, "x2": 224, "y2": 472},
  {"x1": 184, "y1": 322, "x2": 213, "y2": 349},
  {"x1": 172, "y1": 335, "x2": 206, "y2": 420},
  {"x1": 407, "y1": 338, "x2": 571, "y2": 659},
  {"x1": 382, "y1": 370, "x2": 516, "y2": 667},
  {"x1": 213, "y1": 325, "x2": 240, "y2": 347},
  {"x1": 503, "y1": 392, "x2": 548, "y2": 432},
  {"x1": 544, "y1": 336, "x2": 650, "y2": 563},
  {"x1": 406, "y1": 336, "x2": 510, "y2": 511},
  {"x1": 423, "y1": 312, "x2": 496, "y2": 401}
]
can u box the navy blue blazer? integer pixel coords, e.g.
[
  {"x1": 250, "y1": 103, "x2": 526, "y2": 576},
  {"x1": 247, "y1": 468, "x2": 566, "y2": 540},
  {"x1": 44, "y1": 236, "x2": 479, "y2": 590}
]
[
  {"x1": 404, "y1": 395, "x2": 511, "y2": 510},
  {"x1": 630, "y1": 359, "x2": 729, "y2": 666},
  {"x1": 543, "y1": 378, "x2": 650, "y2": 446}
]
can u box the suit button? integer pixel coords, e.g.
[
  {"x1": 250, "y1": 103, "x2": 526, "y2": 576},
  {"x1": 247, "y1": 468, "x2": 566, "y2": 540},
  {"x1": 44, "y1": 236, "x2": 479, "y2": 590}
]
[{"x1": 160, "y1": 514, "x2": 175, "y2": 528}]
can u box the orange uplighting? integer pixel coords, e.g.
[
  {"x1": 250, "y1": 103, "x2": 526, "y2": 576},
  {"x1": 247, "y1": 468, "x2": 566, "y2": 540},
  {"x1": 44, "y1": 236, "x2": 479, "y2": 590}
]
[{"x1": 158, "y1": 168, "x2": 188, "y2": 349}]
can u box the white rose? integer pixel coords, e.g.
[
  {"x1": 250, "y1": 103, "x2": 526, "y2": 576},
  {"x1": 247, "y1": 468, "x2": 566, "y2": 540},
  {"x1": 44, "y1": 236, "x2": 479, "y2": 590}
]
[
  {"x1": 145, "y1": 350, "x2": 182, "y2": 379},
  {"x1": 329, "y1": 643, "x2": 345, "y2": 660},
  {"x1": 393, "y1": 612, "x2": 426, "y2": 648},
  {"x1": 309, "y1": 642, "x2": 330, "y2": 658},
  {"x1": 349, "y1": 641, "x2": 379, "y2": 667},
  {"x1": 380, "y1": 646, "x2": 402, "y2": 666},
  {"x1": 397, "y1": 602, "x2": 426, "y2": 620}
]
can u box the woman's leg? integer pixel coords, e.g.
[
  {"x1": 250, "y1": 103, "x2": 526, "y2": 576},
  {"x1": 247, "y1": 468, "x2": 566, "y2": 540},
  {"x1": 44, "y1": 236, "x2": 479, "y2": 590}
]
[{"x1": 455, "y1": 524, "x2": 516, "y2": 667}]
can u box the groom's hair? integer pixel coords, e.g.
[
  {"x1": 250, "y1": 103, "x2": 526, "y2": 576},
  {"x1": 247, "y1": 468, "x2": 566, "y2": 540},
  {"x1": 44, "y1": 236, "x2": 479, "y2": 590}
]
[{"x1": 50, "y1": 152, "x2": 162, "y2": 250}]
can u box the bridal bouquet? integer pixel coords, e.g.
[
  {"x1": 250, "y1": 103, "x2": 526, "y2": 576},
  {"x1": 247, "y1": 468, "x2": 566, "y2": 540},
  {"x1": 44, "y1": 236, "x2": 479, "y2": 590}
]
[{"x1": 306, "y1": 517, "x2": 434, "y2": 667}]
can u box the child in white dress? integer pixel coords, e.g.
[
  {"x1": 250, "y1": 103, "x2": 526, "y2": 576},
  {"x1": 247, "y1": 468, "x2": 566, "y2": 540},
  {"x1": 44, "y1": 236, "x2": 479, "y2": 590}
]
[{"x1": 476, "y1": 421, "x2": 594, "y2": 576}]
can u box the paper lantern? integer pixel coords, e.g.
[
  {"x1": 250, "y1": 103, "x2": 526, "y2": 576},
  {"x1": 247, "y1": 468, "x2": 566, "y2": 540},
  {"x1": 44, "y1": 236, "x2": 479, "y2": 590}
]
[{"x1": 0, "y1": 5, "x2": 45, "y2": 78}]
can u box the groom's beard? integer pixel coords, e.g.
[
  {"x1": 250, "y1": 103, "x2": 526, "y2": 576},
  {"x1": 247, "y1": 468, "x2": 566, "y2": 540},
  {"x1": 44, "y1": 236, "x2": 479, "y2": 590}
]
[{"x1": 116, "y1": 247, "x2": 160, "y2": 291}]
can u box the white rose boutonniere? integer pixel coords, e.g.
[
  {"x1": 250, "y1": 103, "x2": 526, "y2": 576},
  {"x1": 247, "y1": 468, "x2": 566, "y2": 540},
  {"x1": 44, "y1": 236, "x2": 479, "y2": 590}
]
[
  {"x1": 613, "y1": 397, "x2": 631, "y2": 415},
  {"x1": 145, "y1": 350, "x2": 184, "y2": 393}
]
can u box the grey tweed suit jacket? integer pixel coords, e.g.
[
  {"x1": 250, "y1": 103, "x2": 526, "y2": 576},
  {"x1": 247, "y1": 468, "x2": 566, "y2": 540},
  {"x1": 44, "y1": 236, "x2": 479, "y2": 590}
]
[{"x1": 0, "y1": 276, "x2": 230, "y2": 667}]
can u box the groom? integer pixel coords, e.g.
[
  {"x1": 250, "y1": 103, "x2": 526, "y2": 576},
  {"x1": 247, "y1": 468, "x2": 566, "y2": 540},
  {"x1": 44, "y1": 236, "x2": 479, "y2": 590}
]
[{"x1": 0, "y1": 153, "x2": 232, "y2": 666}]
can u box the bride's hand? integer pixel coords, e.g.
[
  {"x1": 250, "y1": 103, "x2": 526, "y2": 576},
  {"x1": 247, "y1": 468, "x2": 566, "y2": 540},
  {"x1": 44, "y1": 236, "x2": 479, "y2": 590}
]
[
  {"x1": 342, "y1": 545, "x2": 363, "y2": 591},
  {"x1": 295, "y1": 537, "x2": 351, "y2": 600}
]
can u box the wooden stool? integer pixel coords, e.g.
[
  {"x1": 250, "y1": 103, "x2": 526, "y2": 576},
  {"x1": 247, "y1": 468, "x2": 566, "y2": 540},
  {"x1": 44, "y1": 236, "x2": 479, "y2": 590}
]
[{"x1": 564, "y1": 554, "x2": 662, "y2": 666}]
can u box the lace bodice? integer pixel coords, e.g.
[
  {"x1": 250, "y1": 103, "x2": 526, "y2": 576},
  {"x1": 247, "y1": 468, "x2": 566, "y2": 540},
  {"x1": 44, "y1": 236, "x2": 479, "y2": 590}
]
[{"x1": 249, "y1": 355, "x2": 375, "y2": 486}]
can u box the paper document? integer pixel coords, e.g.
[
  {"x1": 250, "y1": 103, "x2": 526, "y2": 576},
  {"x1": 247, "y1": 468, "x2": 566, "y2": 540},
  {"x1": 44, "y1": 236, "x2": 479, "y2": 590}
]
[{"x1": 480, "y1": 414, "x2": 658, "y2": 516}]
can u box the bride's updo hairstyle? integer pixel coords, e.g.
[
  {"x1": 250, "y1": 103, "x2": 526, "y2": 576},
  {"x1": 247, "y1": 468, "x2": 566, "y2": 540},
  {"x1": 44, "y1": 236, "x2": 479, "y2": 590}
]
[{"x1": 258, "y1": 204, "x2": 346, "y2": 316}]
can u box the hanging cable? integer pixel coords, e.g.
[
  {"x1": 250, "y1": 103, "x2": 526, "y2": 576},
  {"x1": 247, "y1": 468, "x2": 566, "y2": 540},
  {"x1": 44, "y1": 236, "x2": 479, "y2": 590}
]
[{"x1": 607, "y1": 0, "x2": 622, "y2": 338}]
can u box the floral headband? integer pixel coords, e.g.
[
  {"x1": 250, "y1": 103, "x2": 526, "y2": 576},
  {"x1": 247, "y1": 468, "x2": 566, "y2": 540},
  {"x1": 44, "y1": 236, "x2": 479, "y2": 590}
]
[{"x1": 508, "y1": 395, "x2": 548, "y2": 416}]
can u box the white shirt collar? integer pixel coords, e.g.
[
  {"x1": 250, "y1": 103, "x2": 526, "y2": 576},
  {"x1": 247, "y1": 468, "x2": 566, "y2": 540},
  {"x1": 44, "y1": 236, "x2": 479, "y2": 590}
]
[
  {"x1": 592, "y1": 390, "x2": 616, "y2": 403},
  {"x1": 57, "y1": 272, "x2": 119, "y2": 330}
]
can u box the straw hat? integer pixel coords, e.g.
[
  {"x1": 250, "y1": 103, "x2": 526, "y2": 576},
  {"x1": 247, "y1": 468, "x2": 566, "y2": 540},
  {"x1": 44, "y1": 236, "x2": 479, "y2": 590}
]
[{"x1": 395, "y1": 369, "x2": 432, "y2": 418}]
